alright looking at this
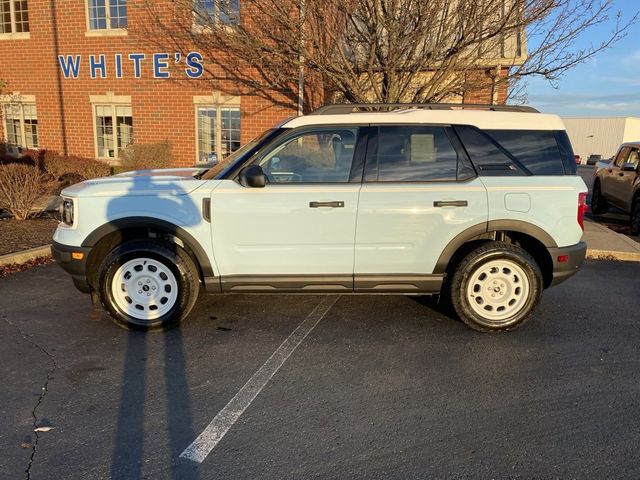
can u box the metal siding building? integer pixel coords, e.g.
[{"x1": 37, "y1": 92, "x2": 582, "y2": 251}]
[{"x1": 562, "y1": 117, "x2": 640, "y2": 162}]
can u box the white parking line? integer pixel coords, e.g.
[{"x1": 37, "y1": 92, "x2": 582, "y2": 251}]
[{"x1": 179, "y1": 296, "x2": 339, "y2": 464}]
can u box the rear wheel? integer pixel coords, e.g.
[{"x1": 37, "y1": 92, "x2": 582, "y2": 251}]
[
  {"x1": 98, "y1": 240, "x2": 200, "y2": 330},
  {"x1": 631, "y1": 199, "x2": 640, "y2": 236},
  {"x1": 449, "y1": 242, "x2": 543, "y2": 332},
  {"x1": 590, "y1": 182, "x2": 609, "y2": 214}
]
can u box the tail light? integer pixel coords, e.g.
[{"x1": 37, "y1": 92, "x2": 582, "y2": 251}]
[{"x1": 578, "y1": 192, "x2": 588, "y2": 231}]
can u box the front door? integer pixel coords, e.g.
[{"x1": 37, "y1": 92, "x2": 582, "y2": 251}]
[
  {"x1": 603, "y1": 146, "x2": 630, "y2": 207},
  {"x1": 210, "y1": 126, "x2": 365, "y2": 291},
  {"x1": 617, "y1": 148, "x2": 640, "y2": 211},
  {"x1": 354, "y1": 125, "x2": 488, "y2": 290}
]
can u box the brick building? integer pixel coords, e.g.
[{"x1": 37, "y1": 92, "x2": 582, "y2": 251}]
[{"x1": 0, "y1": 1, "x2": 524, "y2": 166}]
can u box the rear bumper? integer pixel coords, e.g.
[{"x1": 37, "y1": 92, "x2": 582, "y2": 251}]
[
  {"x1": 51, "y1": 241, "x2": 92, "y2": 294},
  {"x1": 547, "y1": 241, "x2": 587, "y2": 288}
]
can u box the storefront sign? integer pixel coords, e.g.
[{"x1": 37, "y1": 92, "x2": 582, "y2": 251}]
[{"x1": 58, "y1": 52, "x2": 204, "y2": 80}]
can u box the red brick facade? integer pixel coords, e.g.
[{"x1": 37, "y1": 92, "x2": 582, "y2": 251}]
[{"x1": 0, "y1": 1, "x2": 508, "y2": 167}]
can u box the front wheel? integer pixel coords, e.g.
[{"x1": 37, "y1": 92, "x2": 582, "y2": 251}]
[
  {"x1": 449, "y1": 242, "x2": 543, "y2": 332},
  {"x1": 590, "y1": 182, "x2": 609, "y2": 214},
  {"x1": 98, "y1": 240, "x2": 200, "y2": 330}
]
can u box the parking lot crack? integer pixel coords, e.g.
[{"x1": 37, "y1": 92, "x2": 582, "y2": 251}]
[{"x1": 1, "y1": 316, "x2": 58, "y2": 480}]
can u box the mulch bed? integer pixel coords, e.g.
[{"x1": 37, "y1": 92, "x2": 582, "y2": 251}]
[
  {"x1": 0, "y1": 213, "x2": 59, "y2": 256},
  {"x1": 0, "y1": 256, "x2": 55, "y2": 278}
]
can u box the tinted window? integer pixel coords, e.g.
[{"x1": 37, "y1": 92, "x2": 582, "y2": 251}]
[
  {"x1": 376, "y1": 126, "x2": 459, "y2": 182},
  {"x1": 259, "y1": 128, "x2": 358, "y2": 183},
  {"x1": 487, "y1": 130, "x2": 565, "y2": 175},
  {"x1": 454, "y1": 125, "x2": 524, "y2": 176},
  {"x1": 614, "y1": 147, "x2": 631, "y2": 168}
]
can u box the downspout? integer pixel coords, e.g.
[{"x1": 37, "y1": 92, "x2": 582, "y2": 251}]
[
  {"x1": 51, "y1": 0, "x2": 68, "y2": 155},
  {"x1": 297, "y1": 0, "x2": 305, "y2": 116}
]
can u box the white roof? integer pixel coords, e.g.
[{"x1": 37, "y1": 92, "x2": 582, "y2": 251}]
[{"x1": 283, "y1": 109, "x2": 566, "y2": 131}]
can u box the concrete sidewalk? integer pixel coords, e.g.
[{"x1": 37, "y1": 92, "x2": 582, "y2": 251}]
[{"x1": 583, "y1": 218, "x2": 640, "y2": 262}]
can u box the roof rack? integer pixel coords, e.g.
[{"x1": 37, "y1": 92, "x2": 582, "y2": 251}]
[{"x1": 310, "y1": 103, "x2": 540, "y2": 115}]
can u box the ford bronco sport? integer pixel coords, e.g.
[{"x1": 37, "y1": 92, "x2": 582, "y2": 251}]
[{"x1": 52, "y1": 103, "x2": 588, "y2": 332}]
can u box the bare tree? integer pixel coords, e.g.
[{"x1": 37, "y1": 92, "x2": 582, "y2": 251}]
[{"x1": 140, "y1": 0, "x2": 636, "y2": 109}]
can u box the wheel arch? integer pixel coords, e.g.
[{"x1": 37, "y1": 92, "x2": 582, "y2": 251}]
[
  {"x1": 82, "y1": 217, "x2": 213, "y2": 288},
  {"x1": 435, "y1": 220, "x2": 556, "y2": 288}
]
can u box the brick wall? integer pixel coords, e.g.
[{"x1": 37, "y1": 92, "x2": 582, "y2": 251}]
[{"x1": 0, "y1": 1, "x2": 508, "y2": 167}]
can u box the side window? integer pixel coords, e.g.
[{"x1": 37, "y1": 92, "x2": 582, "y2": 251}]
[
  {"x1": 628, "y1": 149, "x2": 639, "y2": 168},
  {"x1": 486, "y1": 130, "x2": 565, "y2": 175},
  {"x1": 615, "y1": 147, "x2": 631, "y2": 167},
  {"x1": 454, "y1": 125, "x2": 525, "y2": 176},
  {"x1": 259, "y1": 128, "x2": 358, "y2": 183},
  {"x1": 375, "y1": 126, "x2": 459, "y2": 182}
]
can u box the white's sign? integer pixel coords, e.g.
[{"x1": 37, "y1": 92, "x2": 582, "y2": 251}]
[{"x1": 58, "y1": 52, "x2": 204, "y2": 79}]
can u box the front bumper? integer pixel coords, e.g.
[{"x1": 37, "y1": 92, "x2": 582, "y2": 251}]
[
  {"x1": 51, "y1": 241, "x2": 92, "y2": 294},
  {"x1": 547, "y1": 241, "x2": 587, "y2": 288}
]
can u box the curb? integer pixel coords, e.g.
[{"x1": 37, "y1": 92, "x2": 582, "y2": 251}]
[
  {"x1": 0, "y1": 245, "x2": 52, "y2": 267},
  {"x1": 586, "y1": 248, "x2": 640, "y2": 263}
]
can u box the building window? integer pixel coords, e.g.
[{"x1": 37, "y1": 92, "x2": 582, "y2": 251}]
[
  {"x1": 194, "y1": 0, "x2": 239, "y2": 28},
  {"x1": 87, "y1": 0, "x2": 127, "y2": 31},
  {"x1": 94, "y1": 104, "x2": 133, "y2": 159},
  {"x1": 2, "y1": 103, "x2": 38, "y2": 149},
  {"x1": 196, "y1": 106, "x2": 240, "y2": 163},
  {"x1": 0, "y1": 0, "x2": 30, "y2": 34}
]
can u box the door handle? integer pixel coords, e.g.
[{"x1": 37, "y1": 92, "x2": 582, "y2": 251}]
[
  {"x1": 433, "y1": 200, "x2": 468, "y2": 208},
  {"x1": 309, "y1": 201, "x2": 344, "y2": 208}
]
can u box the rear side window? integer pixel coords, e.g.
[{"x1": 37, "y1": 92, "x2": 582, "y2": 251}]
[
  {"x1": 486, "y1": 130, "x2": 565, "y2": 175},
  {"x1": 454, "y1": 125, "x2": 525, "y2": 176},
  {"x1": 374, "y1": 126, "x2": 471, "y2": 182}
]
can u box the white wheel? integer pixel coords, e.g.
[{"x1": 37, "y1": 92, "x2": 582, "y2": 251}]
[
  {"x1": 466, "y1": 259, "x2": 530, "y2": 322},
  {"x1": 111, "y1": 257, "x2": 179, "y2": 321},
  {"x1": 449, "y1": 242, "x2": 543, "y2": 332}
]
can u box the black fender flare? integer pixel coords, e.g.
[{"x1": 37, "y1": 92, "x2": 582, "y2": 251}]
[
  {"x1": 433, "y1": 220, "x2": 557, "y2": 274},
  {"x1": 82, "y1": 217, "x2": 215, "y2": 278}
]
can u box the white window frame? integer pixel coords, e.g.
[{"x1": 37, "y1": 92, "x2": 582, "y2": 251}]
[
  {"x1": 0, "y1": 0, "x2": 30, "y2": 40},
  {"x1": 193, "y1": 93, "x2": 241, "y2": 164},
  {"x1": 84, "y1": 0, "x2": 128, "y2": 37},
  {"x1": 0, "y1": 94, "x2": 37, "y2": 153},
  {"x1": 90, "y1": 93, "x2": 133, "y2": 161},
  {"x1": 192, "y1": 0, "x2": 240, "y2": 32}
]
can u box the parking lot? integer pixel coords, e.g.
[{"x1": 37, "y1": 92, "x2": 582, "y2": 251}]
[{"x1": 1, "y1": 260, "x2": 640, "y2": 479}]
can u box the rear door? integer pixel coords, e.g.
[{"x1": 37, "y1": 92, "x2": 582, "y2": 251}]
[{"x1": 353, "y1": 125, "x2": 488, "y2": 290}]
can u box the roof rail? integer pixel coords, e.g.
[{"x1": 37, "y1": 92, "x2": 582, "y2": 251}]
[{"x1": 310, "y1": 103, "x2": 540, "y2": 115}]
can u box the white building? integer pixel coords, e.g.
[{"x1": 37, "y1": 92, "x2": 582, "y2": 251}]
[{"x1": 561, "y1": 117, "x2": 640, "y2": 163}]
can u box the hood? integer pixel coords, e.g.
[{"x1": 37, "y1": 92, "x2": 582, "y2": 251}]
[{"x1": 61, "y1": 168, "x2": 209, "y2": 197}]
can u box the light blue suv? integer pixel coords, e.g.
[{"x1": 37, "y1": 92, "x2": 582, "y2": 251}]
[{"x1": 52, "y1": 104, "x2": 588, "y2": 332}]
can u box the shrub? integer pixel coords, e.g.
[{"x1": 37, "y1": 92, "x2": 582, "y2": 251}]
[
  {"x1": 0, "y1": 143, "x2": 40, "y2": 166},
  {"x1": 39, "y1": 151, "x2": 111, "y2": 182},
  {"x1": 0, "y1": 163, "x2": 48, "y2": 220},
  {"x1": 119, "y1": 141, "x2": 173, "y2": 172}
]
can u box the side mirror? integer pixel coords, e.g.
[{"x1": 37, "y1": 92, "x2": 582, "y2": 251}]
[
  {"x1": 622, "y1": 163, "x2": 638, "y2": 172},
  {"x1": 239, "y1": 165, "x2": 267, "y2": 188}
]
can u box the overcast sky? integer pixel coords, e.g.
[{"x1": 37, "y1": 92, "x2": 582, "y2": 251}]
[{"x1": 525, "y1": 0, "x2": 640, "y2": 117}]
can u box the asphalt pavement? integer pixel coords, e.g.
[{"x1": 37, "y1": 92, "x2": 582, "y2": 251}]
[{"x1": 1, "y1": 262, "x2": 640, "y2": 479}]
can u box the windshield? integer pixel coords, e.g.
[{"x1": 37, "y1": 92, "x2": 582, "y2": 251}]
[{"x1": 200, "y1": 129, "x2": 277, "y2": 180}]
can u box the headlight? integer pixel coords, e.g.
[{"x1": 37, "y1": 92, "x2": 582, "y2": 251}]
[{"x1": 60, "y1": 198, "x2": 75, "y2": 226}]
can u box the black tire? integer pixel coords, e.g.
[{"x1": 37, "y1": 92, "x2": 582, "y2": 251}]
[
  {"x1": 590, "y1": 182, "x2": 609, "y2": 214},
  {"x1": 98, "y1": 240, "x2": 200, "y2": 330},
  {"x1": 631, "y1": 199, "x2": 640, "y2": 236},
  {"x1": 449, "y1": 241, "x2": 543, "y2": 333}
]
